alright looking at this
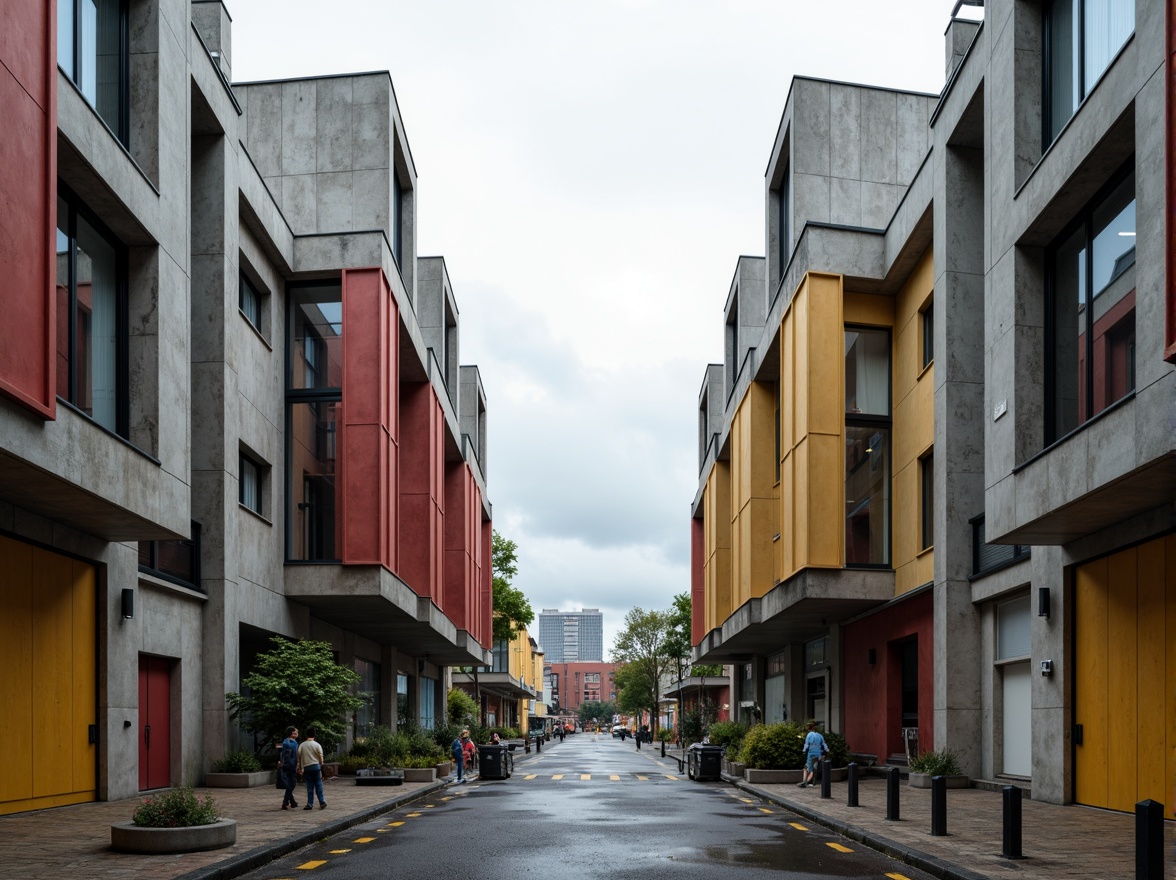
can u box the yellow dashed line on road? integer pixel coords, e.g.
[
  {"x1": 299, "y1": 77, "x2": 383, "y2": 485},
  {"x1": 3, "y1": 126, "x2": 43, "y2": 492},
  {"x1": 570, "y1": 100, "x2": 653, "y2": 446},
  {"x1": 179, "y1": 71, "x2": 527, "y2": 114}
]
[
  {"x1": 405, "y1": 812, "x2": 422, "y2": 818},
  {"x1": 758, "y1": 807, "x2": 774, "y2": 814},
  {"x1": 826, "y1": 842, "x2": 853, "y2": 853},
  {"x1": 552, "y1": 774, "x2": 564, "y2": 780},
  {"x1": 886, "y1": 874, "x2": 913, "y2": 880},
  {"x1": 354, "y1": 837, "x2": 376, "y2": 844},
  {"x1": 329, "y1": 849, "x2": 351, "y2": 853},
  {"x1": 440, "y1": 796, "x2": 453, "y2": 801},
  {"x1": 665, "y1": 775, "x2": 679, "y2": 781},
  {"x1": 789, "y1": 822, "x2": 808, "y2": 831},
  {"x1": 525, "y1": 774, "x2": 537, "y2": 779},
  {"x1": 636, "y1": 775, "x2": 649, "y2": 781},
  {"x1": 610, "y1": 775, "x2": 620, "y2": 781},
  {"x1": 740, "y1": 797, "x2": 756, "y2": 803},
  {"x1": 387, "y1": 821, "x2": 404, "y2": 827},
  {"x1": 424, "y1": 803, "x2": 435, "y2": 808},
  {"x1": 581, "y1": 774, "x2": 591, "y2": 780},
  {"x1": 296, "y1": 861, "x2": 327, "y2": 870}
]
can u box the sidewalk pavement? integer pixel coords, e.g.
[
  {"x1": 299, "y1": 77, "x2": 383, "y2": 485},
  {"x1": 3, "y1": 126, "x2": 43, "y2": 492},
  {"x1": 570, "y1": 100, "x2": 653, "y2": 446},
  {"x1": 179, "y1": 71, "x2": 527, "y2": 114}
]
[
  {"x1": 735, "y1": 773, "x2": 1175, "y2": 880},
  {"x1": 0, "y1": 775, "x2": 448, "y2": 880}
]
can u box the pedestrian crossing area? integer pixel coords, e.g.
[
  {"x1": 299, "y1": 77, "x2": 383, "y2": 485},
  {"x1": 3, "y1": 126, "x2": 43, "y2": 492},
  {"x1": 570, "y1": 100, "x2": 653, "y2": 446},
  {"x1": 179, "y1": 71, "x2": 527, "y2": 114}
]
[{"x1": 514, "y1": 772, "x2": 682, "y2": 782}]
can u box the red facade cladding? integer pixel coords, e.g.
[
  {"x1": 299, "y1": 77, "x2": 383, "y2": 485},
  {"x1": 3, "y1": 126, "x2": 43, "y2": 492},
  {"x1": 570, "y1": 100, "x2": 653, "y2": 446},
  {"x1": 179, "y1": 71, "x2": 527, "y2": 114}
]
[
  {"x1": 841, "y1": 590, "x2": 933, "y2": 761},
  {"x1": 340, "y1": 268, "x2": 398, "y2": 569},
  {"x1": 0, "y1": 0, "x2": 56, "y2": 417},
  {"x1": 690, "y1": 518, "x2": 704, "y2": 645},
  {"x1": 478, "y1": 519, "x2": 492, "y2": 649},
  {"x1": 442, "y1": 461, "x2": 482, "y2": 638},
  {"x1": 398, "y1": 382, "x2": 444, "y2": 602}
]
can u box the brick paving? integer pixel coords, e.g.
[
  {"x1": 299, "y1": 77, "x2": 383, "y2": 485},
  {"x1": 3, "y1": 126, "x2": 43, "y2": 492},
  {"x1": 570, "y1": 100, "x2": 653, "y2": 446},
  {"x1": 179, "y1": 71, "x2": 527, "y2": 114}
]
[{"x1": 740, "y1": 775, "x2": 1175, "y2": 880}]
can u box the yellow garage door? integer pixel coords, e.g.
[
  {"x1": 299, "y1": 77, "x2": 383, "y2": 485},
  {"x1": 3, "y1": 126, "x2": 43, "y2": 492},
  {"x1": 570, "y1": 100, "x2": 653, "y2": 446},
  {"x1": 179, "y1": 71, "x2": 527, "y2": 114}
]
[
  {"x1": 1074, "y1": 534, "x2": 1175, "y2": 816},
  {"x1": 0, "y1": 535, "x2": 97, "y2": 815}
]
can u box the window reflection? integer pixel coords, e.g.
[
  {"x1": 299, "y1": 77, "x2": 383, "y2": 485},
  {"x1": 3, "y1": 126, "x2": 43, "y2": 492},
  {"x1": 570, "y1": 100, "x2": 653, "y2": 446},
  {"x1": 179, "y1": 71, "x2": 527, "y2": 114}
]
[
  {"x1": 290, "y1": 400, "x2": 338, "y2": 561},
  {"x1": 845, "y1": 327, "x2": 891, "y2": 566}
]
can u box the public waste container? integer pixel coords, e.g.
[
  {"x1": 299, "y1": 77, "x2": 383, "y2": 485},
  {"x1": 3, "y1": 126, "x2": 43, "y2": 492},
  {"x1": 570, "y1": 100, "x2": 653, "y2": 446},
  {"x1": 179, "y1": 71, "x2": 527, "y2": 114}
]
[
  {"x1": 478, "y1": 744, "x2": 511, "y2": 780},
  {"x1": 686, "y1": 743, "x2": 723, "y2": 781}
]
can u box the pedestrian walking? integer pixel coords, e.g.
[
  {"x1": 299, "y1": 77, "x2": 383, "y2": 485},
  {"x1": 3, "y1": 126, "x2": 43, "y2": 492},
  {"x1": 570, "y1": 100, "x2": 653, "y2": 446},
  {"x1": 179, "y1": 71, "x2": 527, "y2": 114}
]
[
  {"x1": 797, "y1": 721, "x2": 828, "y2": 788},
  {"x1": 451, "y1": 729, "x2": 471, "y2": 783},
  {"x1": 297, "y1": 726, "x2": 327, "y2": 809},
  {"x1": 277, "y1": 725, "x2": 299, "y2": 810}
]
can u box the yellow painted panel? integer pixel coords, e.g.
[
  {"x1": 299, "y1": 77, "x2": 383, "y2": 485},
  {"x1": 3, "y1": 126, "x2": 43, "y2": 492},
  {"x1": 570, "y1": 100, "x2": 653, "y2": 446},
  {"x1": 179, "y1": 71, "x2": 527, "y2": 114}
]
[
  {"x1": 780, "y1": 450, "x2": 794, "y2": 576},
  {"x1": 1136, "y1": 540, "x2": 1165, "y2": 805},
  {"x1": 805, "y1": 433, "x2": 843, "y2": 568},
  {"x1": 0, "y1": 536, "x2": 34, "y2": 805},
  {"x1": 1106, "y1": 548, "x2": 1137, "y2": 812},
  {"x1": 806, "y1": 275, "x2": 844, "y2": 438},
  {"x1": 843, "y1": 292, "x2": 894, "y2": 328},
  {"x1": 1074, "y1": 558, "x2": 1109, "y2": 808},
  {"x1": 749, "y1": 381, "x2": 778, "y2": 492},
  {"x1": 1166, "y1": 536, "x2": 1176, "y2": 819},
  {"x1": 792, "y1": 439, "x2": 810, "y2": 571},
  {"x1": 892, "y1": 460, "x2": 916, "y2": 567},
  {"x1": 792, "y1": 282, "x2": 810, "y2": 440},
  {"x1": 781, "y1": 313, "x2": 795, "y2": 450},
  {"x1": 71, "y1": 562, "x2": 96, "y2": 795},
  {"x1": 748, "y1": 497, "x2": 778, "y2": 599},
  {"x1": 32, "y1": 548, "x2": 75, "y2": 799}
]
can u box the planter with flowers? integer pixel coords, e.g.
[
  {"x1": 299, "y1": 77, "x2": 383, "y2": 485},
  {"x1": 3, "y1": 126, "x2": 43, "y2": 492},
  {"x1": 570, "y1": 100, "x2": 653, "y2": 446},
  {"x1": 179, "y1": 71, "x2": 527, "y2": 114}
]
[{"x1": 111, "y1": 786, "x2": 236, "y2": 854}]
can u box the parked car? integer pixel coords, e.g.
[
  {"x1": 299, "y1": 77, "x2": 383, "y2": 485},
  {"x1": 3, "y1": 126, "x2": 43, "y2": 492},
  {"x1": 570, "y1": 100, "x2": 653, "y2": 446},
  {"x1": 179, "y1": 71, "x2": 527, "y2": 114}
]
[{"x1": 611, "y1": 724, "x2": 627, "y2": 738}]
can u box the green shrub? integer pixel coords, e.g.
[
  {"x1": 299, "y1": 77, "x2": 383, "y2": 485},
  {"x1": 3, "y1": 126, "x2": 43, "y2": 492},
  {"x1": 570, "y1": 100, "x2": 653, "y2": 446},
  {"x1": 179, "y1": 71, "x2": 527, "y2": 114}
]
[
  {"x1": 738, "y1": 722, "x2": 806, "y2": 770},
  {"x1": 909, "y1": 748, "x2": 962, "y2": 776},
  {"x1": 656, "y1": 728, "x2": 675, "y2": 742},
  {"x1": 706, "y1": 721, "x2": 749, "y2": 754},
  {"x1": 210, "y1": 750, "x2": 262, "y2": 773},
  {"x1": 132, "y1": 786, "x2": 219, "y2": 828},
  {"x1": 446, "y1": 688, "x2": 478, "y2": 727},
  {"x1": 336, "y1": 755, "x2": 370, "y2": 775},
  {"x1": 823, "y1": 730, "x2": 851, "y2": 768}
]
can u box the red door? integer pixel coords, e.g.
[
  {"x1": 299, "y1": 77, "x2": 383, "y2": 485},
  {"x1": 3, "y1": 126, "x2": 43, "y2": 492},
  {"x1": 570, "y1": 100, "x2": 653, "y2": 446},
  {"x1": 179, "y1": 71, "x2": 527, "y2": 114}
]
[{"x1": 138, "y1": 656, "x2": 171, "y2": 790}]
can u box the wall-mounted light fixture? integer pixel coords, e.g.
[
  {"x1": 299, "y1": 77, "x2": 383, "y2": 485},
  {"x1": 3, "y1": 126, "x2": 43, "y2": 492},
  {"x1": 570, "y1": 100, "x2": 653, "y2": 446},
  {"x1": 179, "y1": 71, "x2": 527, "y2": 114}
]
[
  {"x1": 1038, "y1": 587, "x2": 1051, "y2": 619},
  {"x1": 121, "y1": 588, "x2": 134, "y2": 620},
  {"x1": 867, "y1": 648, "x2": 877, "y2": 666}
]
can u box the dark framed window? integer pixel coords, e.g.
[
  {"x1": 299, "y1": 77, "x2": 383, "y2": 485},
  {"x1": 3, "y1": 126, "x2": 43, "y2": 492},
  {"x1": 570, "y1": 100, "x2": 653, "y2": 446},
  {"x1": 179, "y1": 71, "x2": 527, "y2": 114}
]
[
  {"x1": 287, "y1": 283, "x2": 343, "y2": 561},
  {"x1": 58, "y1": 0, "x2": 129, "y2": 143},
  {"x1": 920, "y1": 451, "x2": 934, "y2": 550},
  {"x1": 355, "y1": 657, "x2": 381, "y2": 737},
  {"x1": 921, "y1": 302, "x2": 934, "y2": 370},
  {"x1": 55, "y1": 183, "x2": 128, "y2": 436},
  {"x1": 845, "y1": 327, "x2": 891, "y2": 566},
  {"x1": 138, "y1": 521, "x2": 202, "y2": 591},
  {"x1": 391, "y1": 171, "x2": 403, "y2": 269},
  {"x1": 1043, "y1": 0, "x2": 1133, "y2": 147},
  {"x1": 1046, "y1": 163, "x2": 1135, "y2": 443},
  {"x1": 970, "y1": 514, "x2": 1031, "y2": 577},
  {"x1": 777, "y1": 162, "x2": 791, "y2": 289},
  {"x1": 239, "y1": 271, "x2": 264, "y2": 334},
  {"x1": 239, "y1": 451, "x2": 266, "y2": 515}
]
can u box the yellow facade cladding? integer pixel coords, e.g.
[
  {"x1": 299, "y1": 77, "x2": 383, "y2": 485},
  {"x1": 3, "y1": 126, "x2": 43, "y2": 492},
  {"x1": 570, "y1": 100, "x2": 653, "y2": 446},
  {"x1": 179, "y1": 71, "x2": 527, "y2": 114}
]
[
  {"x1": 889, "y1": 249, "x2": 935, "y2": 594},
  {"x1": 703, "y1": 462, "x2": 731, "y2": 634},
  {"x1": 730, "y1": 381, "x2": 780, "y2": 611}
]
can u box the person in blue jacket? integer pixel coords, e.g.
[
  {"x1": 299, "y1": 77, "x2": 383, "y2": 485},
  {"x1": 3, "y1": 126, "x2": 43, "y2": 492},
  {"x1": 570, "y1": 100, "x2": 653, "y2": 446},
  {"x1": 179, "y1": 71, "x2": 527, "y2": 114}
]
[{"x1": 797, "y1": 721, "x2": 828, "y2": 788}]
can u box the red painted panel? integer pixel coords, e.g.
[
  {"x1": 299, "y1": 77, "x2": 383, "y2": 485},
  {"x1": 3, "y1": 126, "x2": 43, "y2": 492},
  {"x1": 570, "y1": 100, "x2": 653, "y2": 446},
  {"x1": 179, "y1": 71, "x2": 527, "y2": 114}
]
[
  {"x1": 443, "y1": 462, "x2": 473, "y2": 627},
  {"x1": 340, "y1": 268, "x2": 398, "y2": 569},
  {"x1": 841, "y1": 590, "x2": 933, "y2": 760},
  {"x1": 0, "y1": 0, "x2": 56, "y2": 417},
  {"x1": 691, "y1": 518, "x2": 704, "y2": 646},
  {"x1": 479, "y1": 518, "x2": 493, "y2": 649},
  {"x1": 138, "y1": 656, "x2": 170, "y2": 790}
]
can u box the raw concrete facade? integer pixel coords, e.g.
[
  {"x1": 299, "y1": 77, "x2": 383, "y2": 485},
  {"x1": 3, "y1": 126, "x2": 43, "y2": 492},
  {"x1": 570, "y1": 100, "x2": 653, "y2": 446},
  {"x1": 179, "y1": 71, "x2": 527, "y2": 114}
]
[
  {"x1": 0, "y1": 0, "x2": 494, "y2": 813},
  {"x1": 692, "y1": 0, "x2": 1173, "y2": 815}
]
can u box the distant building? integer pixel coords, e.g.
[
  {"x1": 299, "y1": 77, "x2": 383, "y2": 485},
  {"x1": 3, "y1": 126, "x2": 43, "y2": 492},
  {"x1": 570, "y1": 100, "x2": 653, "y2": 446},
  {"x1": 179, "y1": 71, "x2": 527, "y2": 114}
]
[
  {"x1": 545, "y1": 661, "x2": 618, "y2": 717},
  {"x1": 538, "y1": 608, "x2": 604, "y2": 662}
]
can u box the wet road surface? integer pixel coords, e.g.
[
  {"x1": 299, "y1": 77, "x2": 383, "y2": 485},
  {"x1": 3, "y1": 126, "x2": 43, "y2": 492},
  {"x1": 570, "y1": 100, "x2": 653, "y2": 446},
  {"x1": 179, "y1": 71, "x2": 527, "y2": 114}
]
[{"x1": 238, "y1": 733, "x2": 936, "y2": 879}]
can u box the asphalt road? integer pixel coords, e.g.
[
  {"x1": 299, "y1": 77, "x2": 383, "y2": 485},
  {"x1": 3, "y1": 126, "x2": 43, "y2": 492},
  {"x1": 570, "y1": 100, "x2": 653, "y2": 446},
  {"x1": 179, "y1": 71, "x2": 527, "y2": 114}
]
[{"x1": 239, "y1": 733, "x2": 935, "y2": 880}]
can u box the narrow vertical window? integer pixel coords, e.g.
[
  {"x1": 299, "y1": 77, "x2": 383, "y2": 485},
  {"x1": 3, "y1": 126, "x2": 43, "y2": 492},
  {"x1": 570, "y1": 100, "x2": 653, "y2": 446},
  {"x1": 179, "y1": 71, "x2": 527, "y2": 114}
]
[
  {"x1": 921, "y1": 302, "x2": 934, "y2": 370},
  {"x1": 239, "y1": 452, "x2": 264, "y2": 516},
  {"x1": 920, "y1": 452, "x2": 934, "y2": 550},
  {"x1": 777, "y1": 163, "x2": 791, "y2": 289},
  {"x1": 58, "y1": 0, "x2": 129, "y2": 143},
  {"x1": 845, "y1": 327, "x2": 891, "y2": 566},
  {"x1": 239, "y1": 271, "x2": 264, "y2": 333},
  {"x1": 391, "y1": 170, "x2": 403, "y2": 269}
]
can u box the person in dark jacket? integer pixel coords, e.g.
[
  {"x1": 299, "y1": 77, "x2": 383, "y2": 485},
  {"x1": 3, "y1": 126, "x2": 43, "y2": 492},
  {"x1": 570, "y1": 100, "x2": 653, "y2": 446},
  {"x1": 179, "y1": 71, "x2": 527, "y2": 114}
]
[{"x1": 277, "y1": 726, "x2": 299, "y2": 810}]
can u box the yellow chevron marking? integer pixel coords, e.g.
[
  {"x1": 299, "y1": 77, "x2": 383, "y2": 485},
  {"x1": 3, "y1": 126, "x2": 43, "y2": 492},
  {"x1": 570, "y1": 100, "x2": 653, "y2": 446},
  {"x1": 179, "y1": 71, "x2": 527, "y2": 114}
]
[
  {"x1": 296, "y1": 861, "x2": 327, "y2": 870},
  {"x1": 354, "y1": 837, "x2": 376, "y2": 843},
  {"x1": 789, "y1": 822, "x2": 808, "y2": 831},
  {"x1": 387, "y1": 821, "x2": 405, "y2": 827},
  {"x1": 405, "y1": 812, "x2": 422, "y2": 818},
  {"x1": 826, "y1": 842, "x2": 853, "y2": 853},
  {"x1": 329, "y1": 849, "x2": 351, "y2": 854},
  {"x1": 886, "y1": 874, "x2": 912, "y2": 880}
]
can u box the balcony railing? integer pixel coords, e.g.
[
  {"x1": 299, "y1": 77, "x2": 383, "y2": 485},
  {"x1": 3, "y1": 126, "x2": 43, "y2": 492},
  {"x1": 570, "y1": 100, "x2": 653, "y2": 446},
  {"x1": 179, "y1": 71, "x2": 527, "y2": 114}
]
[{"x1": 138, "y1": 521, "x2": 202, "y2": 591}]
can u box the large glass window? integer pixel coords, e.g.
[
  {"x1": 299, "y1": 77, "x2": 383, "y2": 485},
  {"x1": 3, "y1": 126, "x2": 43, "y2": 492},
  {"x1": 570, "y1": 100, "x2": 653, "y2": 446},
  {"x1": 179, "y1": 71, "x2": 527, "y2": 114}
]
[
  {"x1": 56, "y1": 185, "x2": 126, "y2": 435},
  {"x1": 59, "y1": 0, "x2": 128, "y2": 142},
  {"x1": 355, "y1": 658, "x2": 381, "y2": 737},
  {"x1": 287, "y1": 284, "x2": 343, "y2": 561},
  {"x1": 1047, "y1": 167, "x2": 1135, "y2": 442},
  {"x1": 845, "y1": 328, "x2": 891, "y2": 566},
  {"x1": 1044, "y1": 0, "x2": 1134, "y2": 145},
  {"x1": 419, "y1": 678, "x2": 436, "y2": 730}
]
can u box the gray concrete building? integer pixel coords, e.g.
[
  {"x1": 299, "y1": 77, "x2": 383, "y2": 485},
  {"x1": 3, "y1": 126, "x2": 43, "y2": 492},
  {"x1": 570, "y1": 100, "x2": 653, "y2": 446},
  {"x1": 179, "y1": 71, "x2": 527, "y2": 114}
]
[
  {"x1": 537, "y1": 608, "x2": 605, "y2": 663},
  {"x1": 0, "y1": 0, "x2": 494, "y2": 814},
  {"x1": 692, "y1": 0, "x2": 1173, "y2": 815}
]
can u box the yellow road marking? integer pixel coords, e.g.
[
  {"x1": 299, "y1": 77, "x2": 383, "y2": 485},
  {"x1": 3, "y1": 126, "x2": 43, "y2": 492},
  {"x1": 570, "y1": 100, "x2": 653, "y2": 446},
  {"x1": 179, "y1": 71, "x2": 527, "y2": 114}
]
[
  {"x1": 296, "y1": 861, "x2": 328, "y2": 870},
  {"x1": 740, "y1": 798, "x2": 756, "y2": 803},
  {"x1": 886, "y1": 874, "x2": 912, "y2": 880},
  {"x1": 329, "y1": 849, "x2": 351, "y2": 853},
  {"x1": 581, "y1": 774, "x2": 591, "y2": 780},
  {"x1": 789, "y1": 822, "x2": 808, "y2": 831},
  {"x1": 552, "y1": 774, "x2": 564, "y2": 780},
  {"x1": 424, "y1": 803, "x2": 435, "y2": 808},
  {"x1": 636, "y1": 775, "x2": 649, "y2": 781},
  {"x1": 440, "y1": 796, "x2": 453, "y2": 801},
  {"x1": 405, "y1": 812, "x2": 422, "y2": 818},
  {"x1": 665, "y1": 775, "x2": 679, "y2": 781},
  {"x1": 525, "y1": 774, "x2": 537, "y2": 780},
  {"x1": 387, "y1": 821, "x2": 404, "y2": 827},
  {"x1": 354, "y1": 837, "x2": 376, "y2": 843},
  {"x1": 826, "y1": 842, "x2": 853, "y2": 853},
  {"x1": 758, "y1": 807, "x2": 774, "y2": 814},
  {"x1": 610, "y1": 775, "x2": 620, "y2": 781}
]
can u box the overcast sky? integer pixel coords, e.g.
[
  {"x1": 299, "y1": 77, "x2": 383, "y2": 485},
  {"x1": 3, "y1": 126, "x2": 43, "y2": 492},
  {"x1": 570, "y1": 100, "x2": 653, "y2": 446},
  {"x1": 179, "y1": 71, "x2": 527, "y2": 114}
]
[{"x1": 231, "y1": 1, "x2": 975, "y2": 654}]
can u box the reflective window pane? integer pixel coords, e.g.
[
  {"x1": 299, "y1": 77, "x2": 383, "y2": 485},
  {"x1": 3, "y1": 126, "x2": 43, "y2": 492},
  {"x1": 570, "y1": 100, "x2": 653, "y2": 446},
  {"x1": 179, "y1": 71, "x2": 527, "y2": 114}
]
[
  {"x1": 290, "y1": 400, "x2": 339, "y2": 561},
  {"x1": 845, "y1": 328, "x2": 890, "y2": 416},
  {"x1": 845, "y1": 424, "x2": 890, "y2": 565},
  {"x1": 291, "y1": 285, "x2": 343, "y2": 390},
  {"x1": 1084, "y1": 0, "x2": 1134, "y2": 94},
  {"x1": 56, "y1": 198, "x2": 71, "y2": 402},
  {"x1": 1052, "y1": 225, "x2": 1085, "y2": 437},
  {"x1": 1047, "y1": 0, "x2": 1078, "y2": 141}
]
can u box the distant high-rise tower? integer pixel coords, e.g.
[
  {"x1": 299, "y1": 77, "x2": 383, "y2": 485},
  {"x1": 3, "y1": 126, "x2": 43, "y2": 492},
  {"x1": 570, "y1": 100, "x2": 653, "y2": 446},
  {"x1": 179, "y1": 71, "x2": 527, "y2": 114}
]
[{"x1": 538, "y1": 608, "x2": 603, "y2": 663}]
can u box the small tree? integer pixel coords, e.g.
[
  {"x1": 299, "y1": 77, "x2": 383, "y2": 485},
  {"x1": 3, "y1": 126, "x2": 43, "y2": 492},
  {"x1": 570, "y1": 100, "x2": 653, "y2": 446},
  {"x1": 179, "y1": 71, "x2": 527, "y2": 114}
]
[
  {"x1": 611, "y1": 607, "x2": 672, "y2": 735},
  {"x1": 225, "y1": 637, "x2": 364, "y2": 756}
]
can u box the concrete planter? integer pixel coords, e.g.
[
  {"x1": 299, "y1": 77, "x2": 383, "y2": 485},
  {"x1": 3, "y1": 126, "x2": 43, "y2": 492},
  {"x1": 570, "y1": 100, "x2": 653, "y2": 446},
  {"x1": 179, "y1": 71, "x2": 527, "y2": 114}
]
[
  {"x1": 744, "y1": 768, "x2": 803, "y2": 784},
  {"x1": 724, "y1": 760, "x2": 746, "y2": 778},
  {"x1": 355, "y1": 768, "x2": 404, "y2": 786},
  {"x1": 204, "y1": 770, "x2": 273, "y2": 788},
  {"x1": 111, "y1": 819, "x2": 237, "y2": 854},
  {"x1": 399, "y1": 767, "x2": 435, "y2": 782},
  {"x1": 435, "y1": 761, "x2": 453, "y2": 778},
  {"x1": 908, "y1": 773, "x2": 970, "y2": 789}
]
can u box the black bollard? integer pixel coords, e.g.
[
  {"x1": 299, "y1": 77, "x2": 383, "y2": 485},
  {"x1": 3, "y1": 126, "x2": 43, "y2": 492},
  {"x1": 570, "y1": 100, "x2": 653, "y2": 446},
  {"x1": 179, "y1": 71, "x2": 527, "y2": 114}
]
[
  {"x1": 847, "y1": 762, "x2": 859, "y2": 807},
  {"x1": 886, "y1": 766, "x2": 900, "y2": 821},
  {"x1": 930, "y1": 775, "x2": 947, "y2": 836},
  {"x1": 1001, "y1": 785, "x2": 1022, "y2": 859},
  {"x1": 661, "y1": 740, "x2": 666, "y2": 758},
  {"x1": 1135, "y1": 799, "x2": 1164, "y2": 880},
  {"x1": 820, "y1": 758, "x2": 831, "y2": 798},
  {"x1": 535, "y1": 735, "x2": 541, "y2": 753}
]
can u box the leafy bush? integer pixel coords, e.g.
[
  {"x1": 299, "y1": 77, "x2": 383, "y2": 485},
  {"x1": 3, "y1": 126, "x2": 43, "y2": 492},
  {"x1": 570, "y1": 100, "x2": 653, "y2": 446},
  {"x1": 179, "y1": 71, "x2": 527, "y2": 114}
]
[
  {"x1": 822, "y1": 730, "x2": 851, "y2": 768},
  {"x1": 910, "y1": 748, "x2": 962, "y2": 776},
  {"x1": 336, "y1": 755, "x2": 369, "y2": 775},
  {"x1": 738, "y1": 722, "x2": 805, "y2": 770},
  {"x1": 447, "y1": 688, "x2": 478, "y2": 727},
  {"x1": 656, "y1": 728, "x2": 675, "y2": 743},
  {"x1": 348, "y1": 724, "x2": 445, "y2": 768},
  {"x1": 210, "y1": 750, "x2": 262, "y2": 773},
  {"x1": 132, "y1": 786, "x2": 219, "y2": 828},
  {"x1": 706, "y1": 721, "x2": 749, "y2": 754}
]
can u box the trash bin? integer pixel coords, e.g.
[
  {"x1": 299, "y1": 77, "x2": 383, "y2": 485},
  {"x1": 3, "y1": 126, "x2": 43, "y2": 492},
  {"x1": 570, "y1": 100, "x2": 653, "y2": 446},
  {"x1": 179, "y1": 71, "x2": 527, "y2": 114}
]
[
  {"x1": 478, "y1": 744, "x2": 510, "y2": 780},
  {"x1": 686, "y1": 743, "x2": 723, "y2": 781}
]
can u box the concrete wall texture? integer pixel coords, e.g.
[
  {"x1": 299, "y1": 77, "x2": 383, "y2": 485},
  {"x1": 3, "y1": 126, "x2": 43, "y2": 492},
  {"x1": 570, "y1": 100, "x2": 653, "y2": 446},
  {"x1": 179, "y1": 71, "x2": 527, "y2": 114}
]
[
  {"x1": 692, "y1": 0, "x2": 1173, "y2": 815},
  {"x1": 0, "y1": 0, "x2": 494, "y2": 813}
]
